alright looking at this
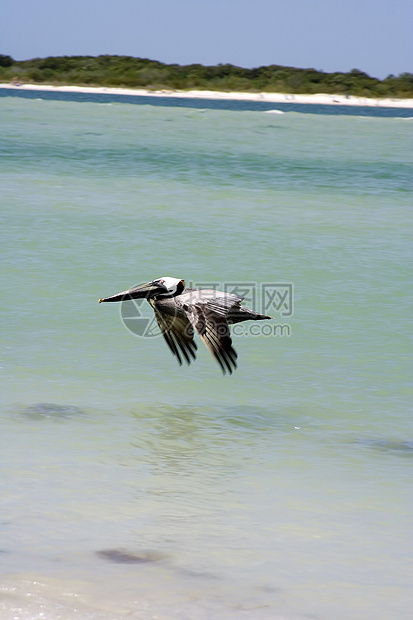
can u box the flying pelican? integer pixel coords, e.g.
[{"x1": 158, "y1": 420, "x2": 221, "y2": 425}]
[{"x1": 99, "y1": 277, "x2": 271, "y2": 374}]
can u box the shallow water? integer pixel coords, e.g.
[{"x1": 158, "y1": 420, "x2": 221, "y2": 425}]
[{"x1": 1, "y1": 96, "x2": 412, "y2": 619}]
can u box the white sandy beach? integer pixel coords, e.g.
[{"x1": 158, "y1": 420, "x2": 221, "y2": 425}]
[{"x1": 1, "y1": 82, "x2": 413, "y2": 108}]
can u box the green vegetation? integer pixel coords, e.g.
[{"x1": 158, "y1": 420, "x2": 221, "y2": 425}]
[{"x1": 1, "y1": 55, "x2": 412, "y2": 98}]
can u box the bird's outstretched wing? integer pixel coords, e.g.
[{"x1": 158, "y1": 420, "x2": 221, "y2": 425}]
[
  {"x1": 152, "y1": 305, "x2": 197, "y2": 366},
  {"x1": 153, "y1": 290, "x2": 239, "y2": 374},
  {"x1": 185, "y1": 303, "x2": 238, "y2": 375}
]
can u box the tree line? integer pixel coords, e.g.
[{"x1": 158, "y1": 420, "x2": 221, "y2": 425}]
[{"x1": 0, "y1": 54, "x2": 412, "y2": 97}]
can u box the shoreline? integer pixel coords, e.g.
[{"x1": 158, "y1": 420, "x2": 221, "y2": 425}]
[{"x1": 1, "y1": 82, "x2": 413, "y2": 108}]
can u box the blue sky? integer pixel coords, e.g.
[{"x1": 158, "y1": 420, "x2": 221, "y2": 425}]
[{"x1": 1, "y1": 0, "x2": 411, "y2": 79}]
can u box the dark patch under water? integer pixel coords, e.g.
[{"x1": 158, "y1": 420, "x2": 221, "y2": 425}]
[
  {"x1": 96, "y1": 548, "x2": 166, "y2": 564},
  {"x1": 22, "y1": 403, "x2": 85, "y2": 420},
  {"x1": 355, "y1": 437, "x2": 413, "y2": 455}
]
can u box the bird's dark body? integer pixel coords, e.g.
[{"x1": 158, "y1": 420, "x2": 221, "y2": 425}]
[
  {"x1": 100, "y1": 279, "x2": 271, "y2": 374},
  {"x1": 151, "y1": 288, "x2": 268, "y2": 323}
]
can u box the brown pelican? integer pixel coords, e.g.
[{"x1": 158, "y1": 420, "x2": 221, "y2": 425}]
[{"x1": 99, "y1": 277, "x2": 271, "y2": 374}]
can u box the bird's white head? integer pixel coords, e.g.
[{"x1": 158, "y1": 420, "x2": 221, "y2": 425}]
[{"x1": 153, "y1": 277, "x2": 185, "y2": 297}]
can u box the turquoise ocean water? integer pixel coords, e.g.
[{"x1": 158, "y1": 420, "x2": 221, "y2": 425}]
[{"x1": 1, "y1": 93, "x2": 412, "y2": 619}]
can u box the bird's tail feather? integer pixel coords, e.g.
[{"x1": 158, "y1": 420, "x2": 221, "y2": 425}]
[{"x1": 227, "y1": 306, "x2": 271, "y2": 324}]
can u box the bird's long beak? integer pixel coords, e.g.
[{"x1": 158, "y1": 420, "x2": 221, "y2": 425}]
[{"x1": 99, "y1": 281, "x2": 165, "y2": 303}]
